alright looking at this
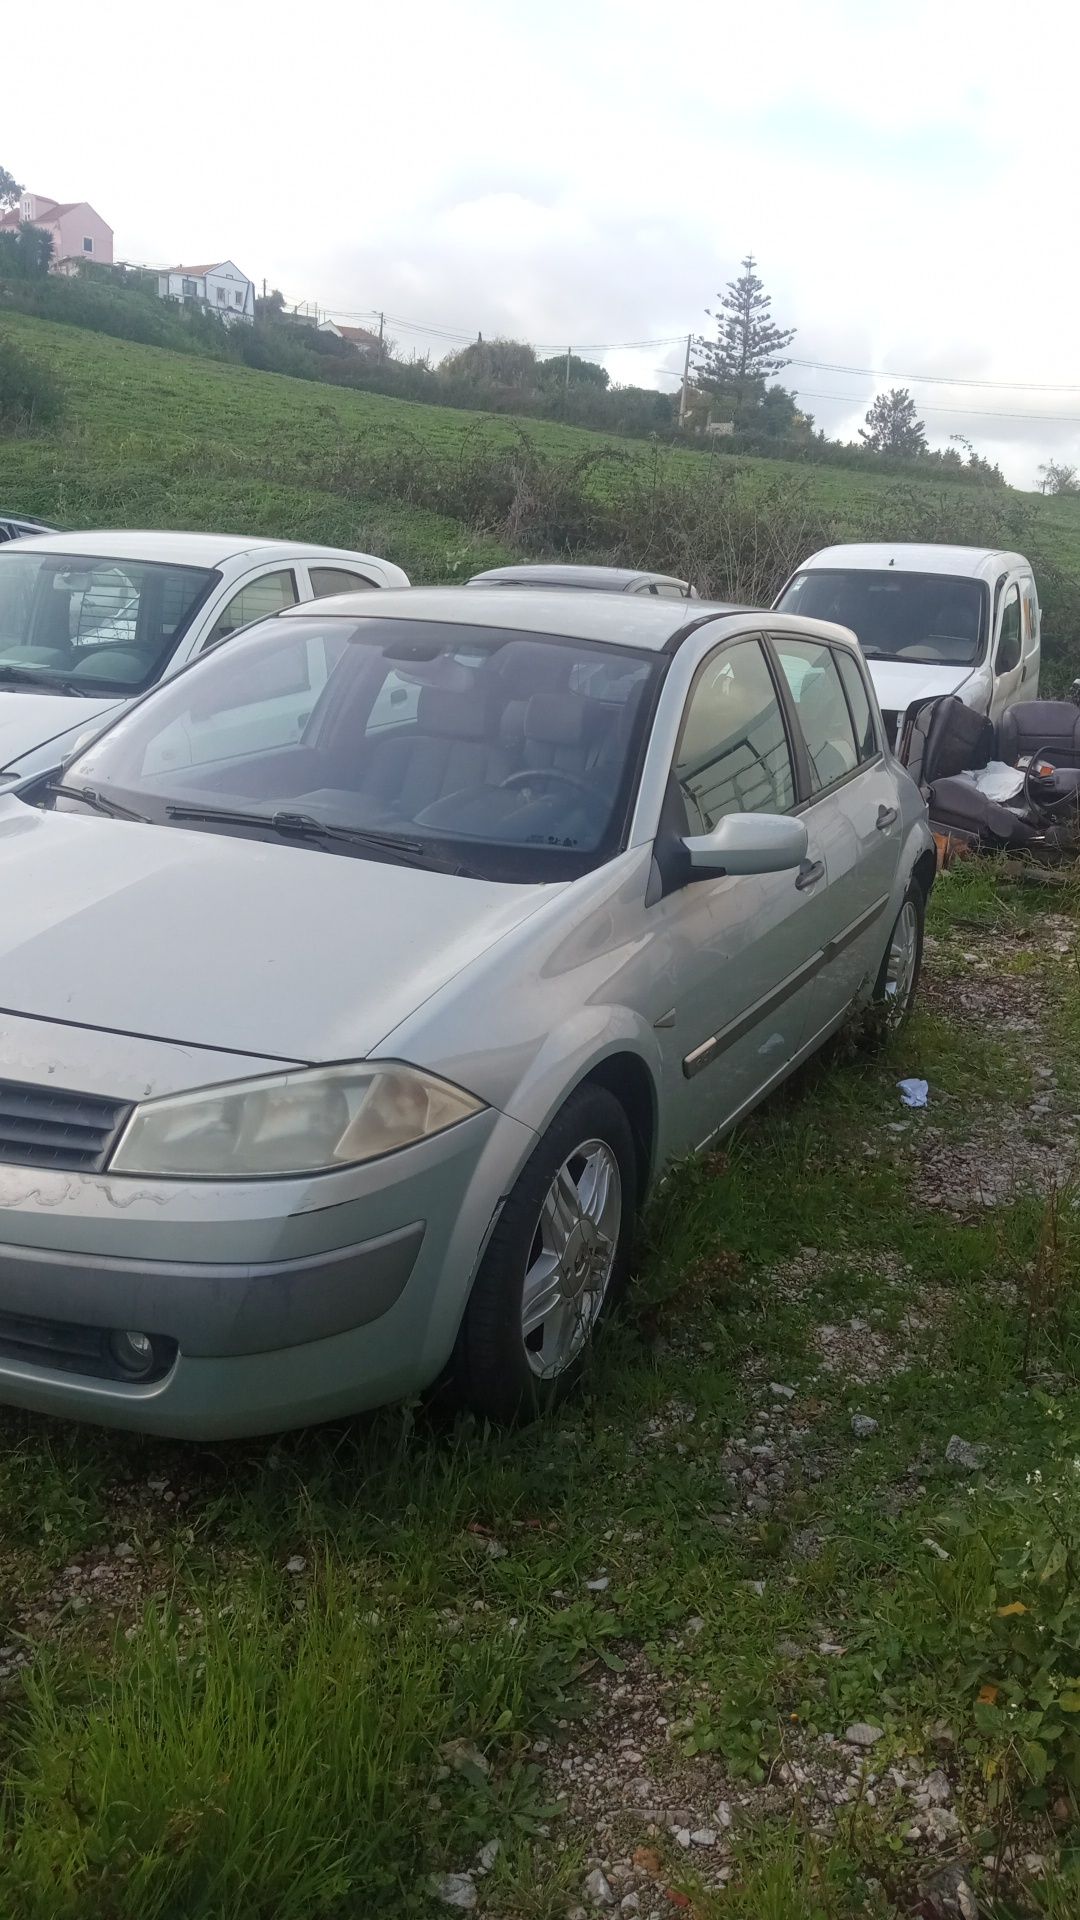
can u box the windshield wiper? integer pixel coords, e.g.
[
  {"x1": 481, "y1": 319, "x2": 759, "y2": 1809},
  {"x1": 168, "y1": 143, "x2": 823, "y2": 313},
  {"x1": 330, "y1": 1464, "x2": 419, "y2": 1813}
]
[
  {"x1": 49, "y1": 783, "x2": 150, "y2": 821},
  {"x1": 162, "y1": 804, "x2": 456, "y2": 870},
  {"x1": 0, "y1": 662, "x2": 100, "y2": 694}
]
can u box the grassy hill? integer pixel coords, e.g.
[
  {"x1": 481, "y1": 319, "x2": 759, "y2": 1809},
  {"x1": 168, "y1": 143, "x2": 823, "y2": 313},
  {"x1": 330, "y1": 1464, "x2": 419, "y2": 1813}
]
[{"x1": 3, "y1": 310, "x2": 1080, "y2": 676}]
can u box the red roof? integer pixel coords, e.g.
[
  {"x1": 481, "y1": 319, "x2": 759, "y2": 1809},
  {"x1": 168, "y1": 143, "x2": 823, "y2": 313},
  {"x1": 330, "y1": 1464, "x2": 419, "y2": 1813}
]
[{"x1": 337, "y1": 325, "x2": 381, "y2": 349}]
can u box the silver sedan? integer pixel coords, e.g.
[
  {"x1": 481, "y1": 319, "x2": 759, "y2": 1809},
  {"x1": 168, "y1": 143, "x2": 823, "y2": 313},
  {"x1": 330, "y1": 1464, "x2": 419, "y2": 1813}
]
[{"x1": 0, "y1": 588, "x2": 934, "y2": 1437}]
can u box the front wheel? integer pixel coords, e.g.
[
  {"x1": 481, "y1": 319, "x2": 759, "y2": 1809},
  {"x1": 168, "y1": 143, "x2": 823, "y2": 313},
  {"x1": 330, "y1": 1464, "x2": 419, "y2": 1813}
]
[{"x1": 450, "y1": 1084, "x2": 638, "y2": 1423}]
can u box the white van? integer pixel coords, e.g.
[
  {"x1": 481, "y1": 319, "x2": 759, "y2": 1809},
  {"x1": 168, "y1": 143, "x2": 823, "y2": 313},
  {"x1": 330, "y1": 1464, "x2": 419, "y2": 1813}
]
[{"x1": 774, "y1": 544, "x2": 1041, "y2": 746}]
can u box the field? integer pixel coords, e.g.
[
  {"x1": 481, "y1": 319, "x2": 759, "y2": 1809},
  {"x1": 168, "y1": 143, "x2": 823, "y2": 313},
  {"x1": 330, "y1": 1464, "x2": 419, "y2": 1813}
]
[{"x1": 4, "y1": 312, "x2": 1080, "y2": 653}]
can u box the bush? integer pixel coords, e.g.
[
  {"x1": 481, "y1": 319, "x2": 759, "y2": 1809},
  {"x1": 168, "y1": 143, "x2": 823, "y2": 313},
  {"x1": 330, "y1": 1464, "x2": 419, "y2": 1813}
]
[{"x1": 0, "y1": 333, "x2": 62, "y2": 433}]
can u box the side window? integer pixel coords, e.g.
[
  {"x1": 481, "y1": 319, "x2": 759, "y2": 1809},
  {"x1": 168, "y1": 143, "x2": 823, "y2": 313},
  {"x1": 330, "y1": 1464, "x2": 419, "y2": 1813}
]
[
  {"x1": 308, "y1": 566, "x2": 377, "y2": 599},
  {"x1": 365, "y1": 668, "x2": 421, "y2": 733},
  {"x1": 674, "y1": 638, "x2": 796, "y2": 833},
  {"x1": 206, "y1": 569, "x2": 298, "y2": 645},
  {"x1": 996, "y1": 585, "x2": 1022, "y2": 674},
  {"x1": 773, "y1": 637, "x2": 860, "y2": 794},
  {"x1": 834, "y1": 649, "x2": 878, "y2": 762}
]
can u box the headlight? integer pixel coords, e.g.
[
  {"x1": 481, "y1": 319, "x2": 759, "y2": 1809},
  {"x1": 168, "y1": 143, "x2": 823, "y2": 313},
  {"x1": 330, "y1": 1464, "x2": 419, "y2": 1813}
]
[{"x1": 108, "y1": 1063, "x2": 486, "y2": 1179}]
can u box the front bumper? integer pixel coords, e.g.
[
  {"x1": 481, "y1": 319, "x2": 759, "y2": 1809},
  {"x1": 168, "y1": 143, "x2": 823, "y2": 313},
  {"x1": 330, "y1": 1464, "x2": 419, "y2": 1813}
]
[{"x1": 0, "y1": 1102, "x2": 538, "y2": 1438}]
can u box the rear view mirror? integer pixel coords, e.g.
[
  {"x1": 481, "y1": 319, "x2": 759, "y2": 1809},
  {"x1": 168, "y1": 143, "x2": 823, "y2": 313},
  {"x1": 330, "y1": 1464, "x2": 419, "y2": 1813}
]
[{"x1": 684, "y1": 812, "x2": 808, "y2": 878}]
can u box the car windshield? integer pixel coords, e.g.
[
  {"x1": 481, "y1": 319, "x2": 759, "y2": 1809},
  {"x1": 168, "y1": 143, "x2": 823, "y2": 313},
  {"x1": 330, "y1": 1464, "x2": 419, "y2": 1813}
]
[
  {"x1": 64, "y1": 614, "x2": 665, "y2": 882},
  {"x1": 0, "y1": 551, "x2": 217, "y2": 694},
  {"x1": 775, "y1": 569, "x2": 987, "y2": 667}
]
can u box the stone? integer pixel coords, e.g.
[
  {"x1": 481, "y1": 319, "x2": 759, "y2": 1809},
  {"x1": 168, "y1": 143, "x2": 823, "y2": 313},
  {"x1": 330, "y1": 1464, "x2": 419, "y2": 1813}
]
[
  {"x1": 921, "y1": 1768, "x2": 951, "y2": 1805},
  {"x1": 586, "y1": 1576, "x2": 611, "y2": 1592},
  {"x1": 620, "y1": 1897, "x2": 641, "y2": 1915},
  {"x1": 844, "y1": 1722, "x2": 885, "y2": 1748},
  {"x1": 585, "y1": 1867, "x2": 616, "y2": 1907},
  {"x1": 476, "y1": 1838, "x2": 500, "y2": 1874},
  {"x1": 945, "y1": 1435, "x2": 988, "y2": 1471},
  {"x1": 113, "y1": 1542, "x2": 136, "y2": 1561},
  {"x1": 851, "y1": 1414, "x2": 879, "y2": 1439},
  {"x1": 690, "y1": 1828, "x2": 717, "y2": 1847},
  {"x1": 769, "y1": 1382, "x2": 796, "y2": 1400},
  {"x1": 429, "y1": 1873, "x2": 477, "y2": 1910},
  {"x1": 284, "y1": 1555, "x2": 306, "y2": 1574}
]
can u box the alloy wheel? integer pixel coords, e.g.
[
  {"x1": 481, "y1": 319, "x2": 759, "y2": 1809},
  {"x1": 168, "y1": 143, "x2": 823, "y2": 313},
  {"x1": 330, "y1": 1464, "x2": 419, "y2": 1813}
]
[{"x1": 520, "y1": 1139, "x2": 622, "y2": 1378}]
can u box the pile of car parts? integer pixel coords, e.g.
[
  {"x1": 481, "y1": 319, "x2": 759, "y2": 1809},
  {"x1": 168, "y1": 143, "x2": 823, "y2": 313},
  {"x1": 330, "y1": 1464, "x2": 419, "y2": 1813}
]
[{"x1": 899, "y1": 690, "x2": 1080, "y2": 866}]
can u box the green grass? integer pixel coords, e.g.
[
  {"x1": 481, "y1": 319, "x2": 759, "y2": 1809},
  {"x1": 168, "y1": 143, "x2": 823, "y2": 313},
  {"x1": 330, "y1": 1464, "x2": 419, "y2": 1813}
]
[
  {"x1": 0, "y1": 880, "x2": 1075, "y2": 1915},
  {"x1": 5, "y1": 309, "x2": 1080, "y2": 610}
]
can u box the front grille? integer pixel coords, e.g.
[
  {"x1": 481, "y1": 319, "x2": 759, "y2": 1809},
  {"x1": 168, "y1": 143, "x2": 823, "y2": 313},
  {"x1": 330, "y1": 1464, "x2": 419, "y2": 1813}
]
[
  {"x1": 0, "y1": 1309, "x2": 176, "y2": 1382},
  {"x1": 0, "y1": 1080, "x2": 132, "y2": 1173}
]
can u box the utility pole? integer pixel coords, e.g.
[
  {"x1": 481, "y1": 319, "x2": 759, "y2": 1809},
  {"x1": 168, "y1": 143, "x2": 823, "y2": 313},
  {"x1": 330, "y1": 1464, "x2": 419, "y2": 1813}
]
[
  {"x1": 678, "y1": 332, "x2": 693, "y2": 427},
  {"x1": 377, "y1": 311, "x2": 385, "y2": 362},
  {"x1": 565, "y1": 344, "x2": 572, "y2": 392},
  {"x1": 261, "y1": 277, "x2": 267, "y2": 300}
]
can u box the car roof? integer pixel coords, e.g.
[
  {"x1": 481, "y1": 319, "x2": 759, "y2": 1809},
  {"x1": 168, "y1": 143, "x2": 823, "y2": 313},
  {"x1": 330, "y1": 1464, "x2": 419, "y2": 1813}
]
[
  {"x1": 0, "y1": 528, "x2": 394, "y2": 568},
  {"x1": 280, "y1": 584, "x2": 746, "y2": 651},
  {"x1": 467, "y1": 563, "x2": 691, "y2": 592},
  {"x1": 795, "y1": 542, "x2": 1031, "y2": 580}
]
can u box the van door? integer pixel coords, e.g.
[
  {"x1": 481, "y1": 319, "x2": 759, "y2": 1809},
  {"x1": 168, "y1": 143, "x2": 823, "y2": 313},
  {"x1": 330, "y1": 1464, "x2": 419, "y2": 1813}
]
[
  {"x1": 989, "y1": 579, "x2": 1024, "y2": 724},
  {"x1": 1019, "y1": 575, "x2": 1041, "y2": 700}
]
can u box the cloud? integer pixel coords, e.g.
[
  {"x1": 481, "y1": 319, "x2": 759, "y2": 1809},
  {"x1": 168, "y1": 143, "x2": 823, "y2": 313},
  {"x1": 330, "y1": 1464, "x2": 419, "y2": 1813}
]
[{"x1": 6, "y1": 0, "x2": 1080, "y2": 484}]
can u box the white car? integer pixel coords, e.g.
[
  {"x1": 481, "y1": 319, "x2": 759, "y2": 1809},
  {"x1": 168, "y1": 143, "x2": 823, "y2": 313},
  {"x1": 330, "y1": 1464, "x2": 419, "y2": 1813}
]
[
  {"x1": 774, "y1": 543, "x2": 1041, "y2": 746},
  {"x1": 0, "y1": 530, "x2": 410, "y2": 782}
]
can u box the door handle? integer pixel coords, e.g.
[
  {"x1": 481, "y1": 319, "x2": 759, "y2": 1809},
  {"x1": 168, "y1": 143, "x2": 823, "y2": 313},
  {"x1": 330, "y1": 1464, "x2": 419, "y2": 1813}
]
[
  {"x1": 875, "y1": 804, "x2": 899, "y2": 831},
  {"x1": 795, "y1": 858, "x2": 825, "y2": 890}
]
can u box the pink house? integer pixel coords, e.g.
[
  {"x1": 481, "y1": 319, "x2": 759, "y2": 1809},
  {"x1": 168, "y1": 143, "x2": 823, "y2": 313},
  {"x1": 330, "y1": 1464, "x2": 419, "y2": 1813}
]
[{"x1": 0, "y1": 192, "x2": 114, "y2": 268}]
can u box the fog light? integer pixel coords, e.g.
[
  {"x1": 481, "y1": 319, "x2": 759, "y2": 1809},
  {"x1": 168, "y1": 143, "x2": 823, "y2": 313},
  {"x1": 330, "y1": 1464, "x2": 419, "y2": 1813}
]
[{"x1": 108, "y1": 1329, "x2": 155, "y2": 1378}]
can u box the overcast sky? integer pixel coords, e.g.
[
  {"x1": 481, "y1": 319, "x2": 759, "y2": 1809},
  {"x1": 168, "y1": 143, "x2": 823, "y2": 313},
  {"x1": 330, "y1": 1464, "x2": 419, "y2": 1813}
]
[{"x1": 8, "y1": 0, "x2": 1080, "y2": 487}]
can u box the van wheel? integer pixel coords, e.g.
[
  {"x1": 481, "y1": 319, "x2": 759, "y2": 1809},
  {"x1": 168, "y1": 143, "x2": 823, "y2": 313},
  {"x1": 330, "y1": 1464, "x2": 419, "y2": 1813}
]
[
  {"x1": 871, "y1": 879, "x2": 926, "y2": 1032},
  {"x1": 451, "y1": 1084, "x2": 637, "y2": 1424}
]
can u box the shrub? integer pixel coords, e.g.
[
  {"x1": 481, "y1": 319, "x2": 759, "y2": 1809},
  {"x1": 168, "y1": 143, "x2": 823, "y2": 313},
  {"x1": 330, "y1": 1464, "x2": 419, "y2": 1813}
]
[{"x1": 0, "y1": 334, "x2": 62, "y2": 433}]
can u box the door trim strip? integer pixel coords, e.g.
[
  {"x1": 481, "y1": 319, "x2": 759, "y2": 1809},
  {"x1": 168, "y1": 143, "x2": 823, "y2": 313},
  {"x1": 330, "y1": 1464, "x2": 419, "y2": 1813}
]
[
  {"x1": 681, "y1": 893, "x2": 892, "y2": 1081},
  {"x1": 683, "y1": 950, "x2": 824, "y2": 1079}
]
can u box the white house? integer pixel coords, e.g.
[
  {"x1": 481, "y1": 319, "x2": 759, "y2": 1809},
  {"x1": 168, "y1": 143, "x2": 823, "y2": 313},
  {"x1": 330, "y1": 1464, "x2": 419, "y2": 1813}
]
[{"x1": 157, "y1": 260, "x2": 255, "y2": 325}]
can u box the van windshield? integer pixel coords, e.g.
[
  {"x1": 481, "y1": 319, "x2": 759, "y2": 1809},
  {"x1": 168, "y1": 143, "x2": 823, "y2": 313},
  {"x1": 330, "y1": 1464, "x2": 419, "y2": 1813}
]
[{"x1": 775, "y1": 569, "x2": 987, "y2": 667}]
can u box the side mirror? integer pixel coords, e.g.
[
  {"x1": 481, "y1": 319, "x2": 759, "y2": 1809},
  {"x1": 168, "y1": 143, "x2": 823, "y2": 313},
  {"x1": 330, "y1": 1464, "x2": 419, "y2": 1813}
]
[{"x1": 683, "y1": 811, "x2": 809, "y2": 878}]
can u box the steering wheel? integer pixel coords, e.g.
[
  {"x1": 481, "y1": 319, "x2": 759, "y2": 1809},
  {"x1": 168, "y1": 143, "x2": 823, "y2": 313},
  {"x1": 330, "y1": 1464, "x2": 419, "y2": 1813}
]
[{"x1": 499, "y1": 767, "x2": 598, "y2": 796}]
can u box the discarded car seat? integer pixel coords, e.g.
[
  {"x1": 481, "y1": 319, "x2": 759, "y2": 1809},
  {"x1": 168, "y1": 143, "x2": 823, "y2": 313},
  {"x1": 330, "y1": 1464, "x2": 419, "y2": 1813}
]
[
  {"x1": 997, "y1": 700, "x2": 1080, "y2": 768},
  {"x1": 927, "y1": 775, "x2": 1041, "y2": 849}
]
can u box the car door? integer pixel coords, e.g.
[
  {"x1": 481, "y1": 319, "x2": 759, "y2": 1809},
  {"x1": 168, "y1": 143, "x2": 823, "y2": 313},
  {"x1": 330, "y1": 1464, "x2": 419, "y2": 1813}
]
[
  {"x1": 989, "y1": 579, "x2": 1024, "y2": 723},
  {"x1": 770, "y1": 632, "x2": 902, "y2": 1028},
  {"x1": 649, "y1": 634, "x2": 829, "y2": 1156}
]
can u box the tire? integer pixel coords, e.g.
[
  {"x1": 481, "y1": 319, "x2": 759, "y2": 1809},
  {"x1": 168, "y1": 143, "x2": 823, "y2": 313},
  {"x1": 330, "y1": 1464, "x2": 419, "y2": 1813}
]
[
  {"x1": 451, "y1": 1083, "x2": 638, "y2": 1424},
  {"x1": 870, "y1": 877, "x2": 926, "y2": 1034}
]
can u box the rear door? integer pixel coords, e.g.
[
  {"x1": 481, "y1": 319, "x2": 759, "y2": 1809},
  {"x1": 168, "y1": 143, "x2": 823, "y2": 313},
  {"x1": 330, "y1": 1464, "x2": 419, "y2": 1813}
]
[
  {"x1": 1019, "y1": 574, "x2": 1041, "y2": 699},
  {"x1": 770, "y1": 632, "x2": 901, "y2": 1029},
  {"x1": 651, "y1": 633, "x2": 829, "y2": 1155}
]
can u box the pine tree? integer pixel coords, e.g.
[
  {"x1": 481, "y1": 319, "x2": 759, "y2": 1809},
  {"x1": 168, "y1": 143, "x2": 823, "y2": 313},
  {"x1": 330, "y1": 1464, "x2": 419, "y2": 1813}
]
[
  {"x1": 859, "y1": 388, "x2": 927, "y2": 456},
  {"x1": 694, "y1": 256, "x2": 796, "y2": 414}
]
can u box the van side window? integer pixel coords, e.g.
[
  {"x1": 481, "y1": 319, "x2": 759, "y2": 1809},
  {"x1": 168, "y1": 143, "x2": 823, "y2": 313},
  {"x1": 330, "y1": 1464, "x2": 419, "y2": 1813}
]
[{"x1": 996, "y1": 585, "x2": 1022, "y2": 675}]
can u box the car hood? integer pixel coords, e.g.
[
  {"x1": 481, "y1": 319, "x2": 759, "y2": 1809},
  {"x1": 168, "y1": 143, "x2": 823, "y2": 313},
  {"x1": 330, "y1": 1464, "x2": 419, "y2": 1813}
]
[
  {"x1": 0, "y1": 690, "x2": 121, "y2": 774},
  {"x1": 0, "y1": 801, "x2": 561, "y2": 1065},
  {"x1": 865, "y1": 659, "x2": 975, "y2": 712}
]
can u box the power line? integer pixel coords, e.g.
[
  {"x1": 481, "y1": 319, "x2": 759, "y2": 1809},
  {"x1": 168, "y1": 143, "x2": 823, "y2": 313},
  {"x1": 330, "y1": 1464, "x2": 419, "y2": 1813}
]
[
  {"x1": 789, "y1": 356, "x2": 1080, "y2": 395},
  {"x1": 794, "y1": 387, "x2": 1080, "y2": 425}
]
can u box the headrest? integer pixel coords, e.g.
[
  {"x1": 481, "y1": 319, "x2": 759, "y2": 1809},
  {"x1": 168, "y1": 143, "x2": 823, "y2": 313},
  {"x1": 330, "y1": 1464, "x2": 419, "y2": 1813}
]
[
  {"x1": 488, "y1": 642, "x2": 573, "y2": 696},
  {"x1": 417, "y1": 685, "x2": 488, "y2": 739},
  {"x1": 523, "y1": 693, "x2": 590, "y2": 747}
]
